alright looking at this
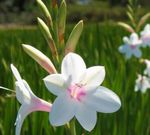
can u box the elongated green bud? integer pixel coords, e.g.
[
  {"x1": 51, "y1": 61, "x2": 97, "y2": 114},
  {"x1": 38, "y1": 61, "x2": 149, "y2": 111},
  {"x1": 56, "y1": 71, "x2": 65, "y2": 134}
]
[
  {"x1": 58, "y1": 0, "x2": 67, "y2": 45},
  {"x1": 37, "y1": 17, "x2": 58, "y2": 60},
  {"x1": 118, "y1": 22, "x2": 135, "y2": 33},
  {"x1": 37, "y1": 17, "x2": 52, "y2": 40},
  {"x1": 65, "y1": 20, "x2": 83, "y2": 54},
  {"x1": 22, "y1": 44, "x2": 57, "y2": 74},
  {"x1": 36, "y1": 0, "x2": 53, "y2": 27},
  {"x1": 137, "y1": 12, "x2": 150, "y2": 30}
]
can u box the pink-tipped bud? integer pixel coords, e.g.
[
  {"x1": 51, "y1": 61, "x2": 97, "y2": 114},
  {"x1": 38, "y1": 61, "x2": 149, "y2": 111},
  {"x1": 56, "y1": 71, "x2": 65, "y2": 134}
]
[{"x1": 22, "y1": 44, "x2": 57, "y2": 74}]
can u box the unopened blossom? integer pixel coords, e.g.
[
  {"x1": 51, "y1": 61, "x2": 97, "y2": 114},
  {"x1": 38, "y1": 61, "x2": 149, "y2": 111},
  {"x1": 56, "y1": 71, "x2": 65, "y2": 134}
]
[
  {"x1": 11, "y1": 64, "x2": 52, "y2": 135},
  {"x1": 44, "y1": 53, "x2": 121, "y2": 131},
  {"x1": 144, "y1": 59, "x2": 150, "y2": 77},
  {"x1": 140, "y1": 24, "x2": 150, "y2": 47},
  {"x1": 118, "y1": 33, "x2": 142, "y2": 59},
  {"x1": 135, "y1": 74, "x2": 150, "y2": 93}
]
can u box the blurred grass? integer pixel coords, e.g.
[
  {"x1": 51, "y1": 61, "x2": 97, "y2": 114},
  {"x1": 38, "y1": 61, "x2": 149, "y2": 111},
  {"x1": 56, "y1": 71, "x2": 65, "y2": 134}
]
[{"x1": 0, "y1": 23, "x2": 150, "y2": 135}]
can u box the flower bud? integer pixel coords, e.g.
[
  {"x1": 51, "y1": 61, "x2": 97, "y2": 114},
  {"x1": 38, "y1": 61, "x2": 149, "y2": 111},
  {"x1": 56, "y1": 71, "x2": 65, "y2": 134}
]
[
  {"x1": 65, "y1": 20, "x2": 83, "y2": 54},
  {"x1": 22, "y1": 44, "x2": 57, "y2": 74}
]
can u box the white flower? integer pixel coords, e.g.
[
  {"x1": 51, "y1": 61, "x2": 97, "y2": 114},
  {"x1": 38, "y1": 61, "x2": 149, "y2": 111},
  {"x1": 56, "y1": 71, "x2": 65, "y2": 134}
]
[
  {"x1": 140, "y1": 24, "x2": 150, "y2": 47},
  {"x1": 11, "y1": 64, "x2": 52, "y2": 135},
  {"x1": 135, "y1": 74, "x2": 150, "y2": 93},
  {"x1": 44, "y1": 53, "x2": 121, "y2": 131},
  {"x1": 144, "y1": 59, "x2": 150, "y2": 77},
  {"x1": 118, "y1": 33, "x2": 142, "y2": 59}
]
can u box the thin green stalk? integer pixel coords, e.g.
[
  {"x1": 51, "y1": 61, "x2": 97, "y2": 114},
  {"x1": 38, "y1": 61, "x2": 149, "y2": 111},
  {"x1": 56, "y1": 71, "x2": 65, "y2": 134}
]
[{"x1": 70, "y1": 119, "x2": 76, "y2": 135}]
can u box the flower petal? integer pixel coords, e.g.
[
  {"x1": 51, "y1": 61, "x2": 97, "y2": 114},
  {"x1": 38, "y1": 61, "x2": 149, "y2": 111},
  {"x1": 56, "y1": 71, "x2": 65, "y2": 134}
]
[
  {"x1": 81, "y1": 66, "x2": 105, "y2": 90},
  {"x1": 11, "y1": 64, "x2": 22, "y2": 82},
  {"x1": 50, "y1": 95, "x2": 75, "y2": 126},
  {"x1": 133, "y1": 48, "x2": 142, "y2": 58},
  {"x1": 15, "y1": 105, "x2": 32, "y2": 135},
  {"x1": 118, "y1": 44, "x2": 129, "y2": 53},
  {"x1": 16, "y1": 82, "x2": 31, "y2": 104},
  {"x1": 44, "y1": 74, "x2": 66, "y2": 96},
  {"x1": 75, "y1": 104, "x2": 97, "y2": 131},
  {"x1": 85, "y1": 86, "x2": 121, "y2": 113},
  {"x1": 61, "y1": 53, "x2": 86, "y2": 83}
]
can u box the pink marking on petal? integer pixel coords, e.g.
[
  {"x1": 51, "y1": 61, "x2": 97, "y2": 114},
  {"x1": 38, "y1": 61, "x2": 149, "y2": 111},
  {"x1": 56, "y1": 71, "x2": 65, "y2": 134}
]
[
  {"x1": 67, "y1": 84, "x2": 86, "y2": 102},
  {"x1": 33, "y1": 98, "x2": 52, "y2": 112},
  {"x1": 130, "y1": 44, "x2": 137, "y2": 49},
  {"x1": 142, "y1": 35, "x2": 150, "y2": 43}
]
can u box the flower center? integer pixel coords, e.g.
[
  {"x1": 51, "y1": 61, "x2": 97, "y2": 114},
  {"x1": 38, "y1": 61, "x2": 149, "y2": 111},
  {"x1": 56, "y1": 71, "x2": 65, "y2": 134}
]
[
  {"x1": 67, "y1": 84, "x2": 86, "y2": 101},
  {"x1": 142, "y1": 35, "x2": 150, "y2": 42},
  {"x1": 130, "y1": 44, "x2": 136, "y2": 49}
]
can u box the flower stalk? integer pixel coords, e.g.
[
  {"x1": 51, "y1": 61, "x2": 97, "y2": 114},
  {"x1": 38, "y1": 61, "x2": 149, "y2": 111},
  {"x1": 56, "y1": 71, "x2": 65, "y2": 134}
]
[{"x1": 70, "y1": 119, "x2": 76, "y2": 135}]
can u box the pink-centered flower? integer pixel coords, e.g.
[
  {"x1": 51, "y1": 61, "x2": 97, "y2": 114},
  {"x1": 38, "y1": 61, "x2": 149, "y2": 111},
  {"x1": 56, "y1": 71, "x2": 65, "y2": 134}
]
[
  {"x1": 119, "y1": 33, "x2": 142, "y2": 59},
  {"x1": 140, "y1": 24, "x2": 150, "y2": 47},
  {"x1": 11, "y1": 64, "x2": 52, "y2": 135},
  {"x1": 44, "y1": 53, "x2": 121, "y2": 131},
  {"x1": 135, "y1": 74, "x2": 150, "y2": 93}
]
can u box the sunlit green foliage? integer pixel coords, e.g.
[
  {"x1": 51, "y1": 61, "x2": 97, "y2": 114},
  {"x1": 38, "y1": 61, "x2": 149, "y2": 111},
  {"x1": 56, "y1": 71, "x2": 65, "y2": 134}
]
[{"x1": 0, "y1": 23, "x2": 150, "y2": 134}]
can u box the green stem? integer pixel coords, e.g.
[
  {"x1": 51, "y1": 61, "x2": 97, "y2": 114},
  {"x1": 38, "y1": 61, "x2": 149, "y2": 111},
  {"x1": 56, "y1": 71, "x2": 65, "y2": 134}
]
[{"x1": 70, "y1": 119, "x2": 76, "y2": 135}]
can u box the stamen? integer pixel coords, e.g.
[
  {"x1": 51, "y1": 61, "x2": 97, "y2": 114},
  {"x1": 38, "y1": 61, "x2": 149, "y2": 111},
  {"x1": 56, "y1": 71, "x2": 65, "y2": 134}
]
[{"x1": 67, "y1": 84, "x2": 86, "y2": 101}]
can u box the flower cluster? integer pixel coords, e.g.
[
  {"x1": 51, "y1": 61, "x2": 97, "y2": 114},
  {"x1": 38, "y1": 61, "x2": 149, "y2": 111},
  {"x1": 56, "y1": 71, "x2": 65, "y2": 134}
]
[
  {"x1": 135, "y1": 59, "x2": 150, "y2": 93},
  {"x1": 10, "y1": 53, "x2": 121, "y2": 135},
  {"x1": 118, "y1": 24, "x2": 150, "y2": 93},
  {"x1": 119, "y1": 24, "x2": 150, "y2": 59}
]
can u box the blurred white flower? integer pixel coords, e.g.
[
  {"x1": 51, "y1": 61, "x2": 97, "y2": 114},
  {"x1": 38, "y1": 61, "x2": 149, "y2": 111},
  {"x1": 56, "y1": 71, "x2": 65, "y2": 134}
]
[
  {"x1": 135, "y1": 74, "x2": 150, "y2": 93},
  {"x1": 140, "y1": 24, "x2": 150, "y2": 47},
  {"x1": 44, "y1": 53, "x2": 121, "y2": 131},
  {"x1": 119, "y1": 33, "x2": 142, "y2": 59},
  {"x1": 11, "y1": 64, "x2": 52, "y2": 135},
  {"x1": 144, "y1": 59, "x2": 150, "y2": 77}
]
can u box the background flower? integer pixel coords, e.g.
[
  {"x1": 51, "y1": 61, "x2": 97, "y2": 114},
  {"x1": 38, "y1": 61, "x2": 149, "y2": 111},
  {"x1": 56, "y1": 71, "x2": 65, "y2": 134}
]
[
  {"x1": 119, "y1": 33, "x2": 142, "y2": 59},
  {"x1": 140, "y1": 24, "x2": 150, "y2": 47}
]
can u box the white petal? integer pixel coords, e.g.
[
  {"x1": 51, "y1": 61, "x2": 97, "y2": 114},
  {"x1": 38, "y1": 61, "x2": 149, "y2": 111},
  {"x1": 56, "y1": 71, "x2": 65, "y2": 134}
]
[
  {"x1": 15, "y1": 105, "x2": 32, "y2": 135},
  {"x1": 125, "y1": 50, "x2": 132, "y2": 59},
  {"x1": 16, "y1": 82, "x2": 31, "y2": 104},
  {"x1": 11, "y1": 64, "x2": 22, "y2": 82},
  {"x1": 145, "y1": 24, "x2": 150, "y2": 31},
  {"x1": 118, "y1": 44, "x2": 129, "y2": 53},
  {"x1": 130, "y1": 33, "x2": 138, "y2": 44},
  {"x1": 123, "y1": 37, "x2": 129, "y2": 44},
  {"x1": 50, "y1": 95, "x2": 75, "y2": 126},
  {"x1": 44, "y1": 74, "x2": 66, "y2": 96},
  {"x1": 85, "y1": 86, "x2": 121, "y2": 113},
  {"x1": 133, "y1": 48, "x2": 142, "y2": 58},
  {"x1": 75, "y1": 104, "x2": 97, "y2": 131},
  {"x1": 22, "y1": 80, "x2": 35, "y2": 96},
  {"x1": 81, "y1": 66, "x2": 105, "y2": 90},
  {"x1": 61, "y1": 53, "x2": 86, "y2": 83}
]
